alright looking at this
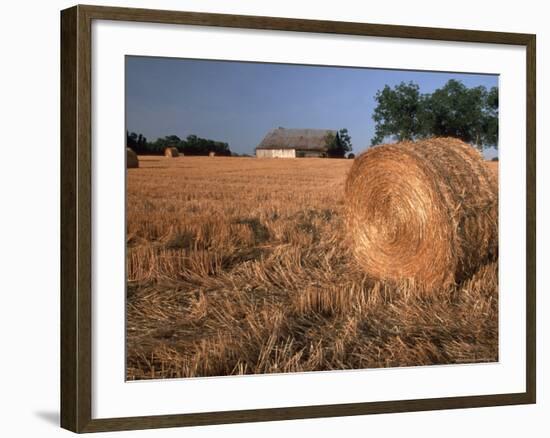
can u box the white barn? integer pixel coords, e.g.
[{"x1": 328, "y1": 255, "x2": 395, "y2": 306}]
[{"x1": 256, "y1": 148, "x2": 297, "y2": 158}]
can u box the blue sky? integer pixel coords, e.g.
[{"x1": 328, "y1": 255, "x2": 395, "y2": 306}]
[{"x1": 126, "y1": 56, "x2": 498, "y2": 157}]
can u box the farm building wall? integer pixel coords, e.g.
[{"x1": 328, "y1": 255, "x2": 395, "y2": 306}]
[
  {"x1": 297, "y1": 150, "x2": 326, "y2": 158},
  {"x1": 256, "y1": 149, "x2": 296, "y2": 158}
]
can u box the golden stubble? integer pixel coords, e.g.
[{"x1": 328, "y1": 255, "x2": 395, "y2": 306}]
[{"x1": 126, "y1": 154, "x2": 498, "y2": 380}]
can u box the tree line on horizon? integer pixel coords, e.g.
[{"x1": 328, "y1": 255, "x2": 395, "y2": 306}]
[
  {"x1": 126, "y1": 132, "x2": 232, "y2": 156},
  {"x1": 371, "y1": 79, "x2": 498, "y2": 149},
  {"x1": 127, "y1": 79, "x2": 497, "y2": 157}
]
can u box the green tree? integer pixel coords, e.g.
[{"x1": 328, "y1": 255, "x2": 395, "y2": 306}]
[
  {"x1": 483, "y1": 86, "x2": 499, "y2": 147},
  {"x1": 371, "y1": 80, "x2": 499, "y2": 149},
  {"x1": 181, "y1": 134, "x2": 231, "y2": 156},
  {"x1": 149, "y1": 135, "x2": 182, "y2": 154},
  {"x1": 126, "y1": 131, "x2": 148, "y2": 154},
  {"x1": 338, "y1": 128, "x2": 353, "y2": 154},
  {"x1": 421, "y1": 80, "x2": 490, "y2": 149},
  {"x1": 127, "y1": 132, "x2": 232, "y2": 156},
  {"x1": 324, "y1": 129, "x2": 352, "y2": 158},
  {"x1": 371, "y1": 82, "x2": 424, "y2": 145}
]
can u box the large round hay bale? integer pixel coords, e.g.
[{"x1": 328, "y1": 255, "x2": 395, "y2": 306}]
[
  {"x1": 209, "y1": 151, "x2": 216, "y2": 157},
  {"x1": 126, "y1": 148, "x2": 139, "y2": 168},
  {"x1": 344, "y1": 137, "x2": 497, "y2": 291},
  {"x1": 486, "y1": 160, "x2": 498, "y2": 176},
  {"x1": 164, "y1": 147, "x2": 179, "y2": 158}
]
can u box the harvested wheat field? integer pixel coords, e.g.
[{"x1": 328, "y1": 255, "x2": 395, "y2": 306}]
[{"x1": 126, "y1": 154, "x2": 498, "y2": 380}]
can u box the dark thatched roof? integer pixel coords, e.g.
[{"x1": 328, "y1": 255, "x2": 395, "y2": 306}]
[{"x1": 256, "y1": 128, "x2": 338, "y2": 151}]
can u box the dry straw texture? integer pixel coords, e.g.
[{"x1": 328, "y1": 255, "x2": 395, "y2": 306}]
[
  {"x1": 345, "y1": 137, "x2": 498, "y2": 291},
  {"x1": 164, "y1": 147, "x2": 179, "y2": 158},
  {"x1": 126, "y1": 148, "x2": 139, "y2": 168},
  {"x1": 126, "y1": 157, "x2": 498, "y2": 379}
]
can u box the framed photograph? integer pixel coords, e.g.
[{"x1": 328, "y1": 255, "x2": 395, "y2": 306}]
[{"x1": 60, "y1": 4, "x2": 536, "y2": 433}]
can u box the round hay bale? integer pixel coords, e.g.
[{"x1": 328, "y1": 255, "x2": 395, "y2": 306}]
[
  {"x1": 344, "y1": 137, "x2": 497, "y2": 291},
  {"x1": 486, "y1": 160, "x2": 498, "y2": 176},
  {"x1": 126, "y1": 148, "x2": 139, "y2": 168},
  {"x1": 164, "y1": 147, "x2": 179, "y2": 158},
  {"x1": 209, "y1": 151, "x2": 216, "y2": 157}
]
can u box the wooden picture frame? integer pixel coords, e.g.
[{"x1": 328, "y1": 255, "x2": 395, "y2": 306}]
[{"x1": 61, "y1": 4, "x2": 536, "y2": 433}]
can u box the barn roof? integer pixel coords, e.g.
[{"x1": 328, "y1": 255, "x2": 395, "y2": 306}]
[{"x1": 256, "y1": 128, "x2": 337, "y2": 151}]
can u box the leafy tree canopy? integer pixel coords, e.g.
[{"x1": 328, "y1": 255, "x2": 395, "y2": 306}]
[
  {"x1": 371, "y1": 80, "x2": 498, "y2": 149},
  {"x1": 338, "y1": 128, "x2": 353, "y2": 154},
  {"x1": 126, "y1": 131, "x2": 148, "y2": 154}
]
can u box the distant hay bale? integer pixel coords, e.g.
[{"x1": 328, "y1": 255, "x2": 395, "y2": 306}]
[
  {"x1": 209, "y1": 151, "x2": 216, "y2": 157},
  {"x1": 344, "y1": 137, "x2": 497, "y2": 291},
  {"x1": 126, "y1": 148, "x2": 139, "y2": 168},
  {"x1": 164, "y1": 147, "x2": 179, "y2": 158}
]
